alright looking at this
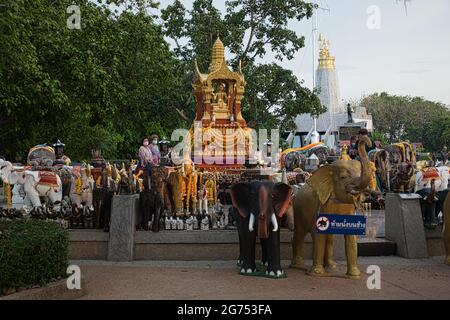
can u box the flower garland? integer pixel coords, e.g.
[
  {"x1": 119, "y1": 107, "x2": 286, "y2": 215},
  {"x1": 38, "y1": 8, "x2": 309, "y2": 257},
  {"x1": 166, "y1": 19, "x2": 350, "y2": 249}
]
[{"x1": 6, "y1": 182, "x2": 12, "y2": 209}]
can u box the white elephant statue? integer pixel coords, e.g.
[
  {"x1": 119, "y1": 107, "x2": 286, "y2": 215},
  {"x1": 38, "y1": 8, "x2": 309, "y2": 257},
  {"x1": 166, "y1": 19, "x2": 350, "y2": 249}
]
[
  {"x1": 415, "y1": 166, "x2": 449, "y2": 193},
  {"x1": 415, "y1": 166, "x2": 450, "y2": 227},
  {"x1": 197, "y1": 184, "x2": 208, "y2": 214},
  {"x1": 0, "y1": 160, "x2": 31, "y2": 209},
  {"x1": 23, "y1": 169, "x2": 63, "y2": 211}
]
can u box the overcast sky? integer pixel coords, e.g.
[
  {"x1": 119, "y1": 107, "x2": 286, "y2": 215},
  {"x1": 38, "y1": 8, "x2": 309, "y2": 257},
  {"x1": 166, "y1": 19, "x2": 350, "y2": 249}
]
[{"x1": 151, "y1": 0, "x2": 450, "y2": 105}]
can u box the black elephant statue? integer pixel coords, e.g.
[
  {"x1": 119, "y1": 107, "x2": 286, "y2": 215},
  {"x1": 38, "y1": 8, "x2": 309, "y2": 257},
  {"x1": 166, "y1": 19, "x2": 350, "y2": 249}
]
[
  {"x1": 93, "y1": 169, "x2": 116, "y2": 232},
  {"x1": 230, "y1": 181, "x2": 292, "y2": 278},
  {"x1": 139, "y1": 189, "x2": 164, "y2": 232}
]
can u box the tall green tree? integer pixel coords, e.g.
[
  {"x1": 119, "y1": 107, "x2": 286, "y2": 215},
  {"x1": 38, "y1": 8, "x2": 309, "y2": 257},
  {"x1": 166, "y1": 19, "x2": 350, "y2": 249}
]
[
  {"x1": 161, "y1": 0, "x2": 324, "y2": 131},
  {"x1": 360, "y1": 92, "x2": 450, "y2": 152},
  {"x1": 0, "y1": 0, "x2": 185, "y2": 161}
]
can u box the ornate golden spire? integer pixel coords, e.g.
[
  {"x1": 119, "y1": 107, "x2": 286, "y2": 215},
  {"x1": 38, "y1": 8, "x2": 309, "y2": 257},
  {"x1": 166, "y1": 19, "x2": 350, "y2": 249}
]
[
  {"x1": 208, "y1": 36, "x2": 225, "y2": 73},
  {"x1": 318, "y1": 34, "x2": 335, "y2": 70}
]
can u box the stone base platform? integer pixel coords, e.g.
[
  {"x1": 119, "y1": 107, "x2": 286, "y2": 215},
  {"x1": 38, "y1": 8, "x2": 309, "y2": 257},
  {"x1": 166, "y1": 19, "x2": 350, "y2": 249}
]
[{"x1": 69, "y1": 229, "x2": 398, "y2": 261}]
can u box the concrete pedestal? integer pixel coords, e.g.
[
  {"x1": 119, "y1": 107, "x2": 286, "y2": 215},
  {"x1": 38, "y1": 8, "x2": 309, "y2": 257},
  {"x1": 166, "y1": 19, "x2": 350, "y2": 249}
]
[
  {"x1": 107, "y1": 194, "x2": 139, "y2": 261},
  {"x1": 385, "y1": 193, "x2": 428, "y2": 258}
]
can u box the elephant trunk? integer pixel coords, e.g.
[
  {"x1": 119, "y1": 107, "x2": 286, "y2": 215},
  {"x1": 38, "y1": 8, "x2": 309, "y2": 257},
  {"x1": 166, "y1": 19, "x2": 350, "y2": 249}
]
[
  {"x1": 258, "y1": 186, "x2": 270, "y2": 239},
  {"x1": 350, "y1": 135, "x2": 373, "y2": 193}
]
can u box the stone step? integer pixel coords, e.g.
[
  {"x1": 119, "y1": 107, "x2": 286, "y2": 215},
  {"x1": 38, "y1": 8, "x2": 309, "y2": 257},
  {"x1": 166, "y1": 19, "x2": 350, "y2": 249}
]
[{"x1": 68, "y1": 229, "x2": 398, "y2": 261}]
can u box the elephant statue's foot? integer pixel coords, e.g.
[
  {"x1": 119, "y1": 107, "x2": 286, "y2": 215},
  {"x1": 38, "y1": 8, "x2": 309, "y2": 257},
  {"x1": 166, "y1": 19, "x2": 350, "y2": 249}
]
[
  {"x1": 290, "y1": 257, "x2": 305, "y2": 269},
  {"x1": 346, "y1": 266, "x2": 361, "y2": 278},
  {"x1": 239, "y1": 268, "x2": 256, "y2": 275},
  {"x1": 307, "y1": 265, "x2": 326, "y2": 276},
  {"x1": 325, "y1": 259, "x2": 338, "y2": 271},
  {"x1": 265, "y1": 269, "x2": 286, "y2": 279}
]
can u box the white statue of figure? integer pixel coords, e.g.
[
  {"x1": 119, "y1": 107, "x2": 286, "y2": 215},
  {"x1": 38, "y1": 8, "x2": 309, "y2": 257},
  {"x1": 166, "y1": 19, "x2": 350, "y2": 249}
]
[
  {"x1": 193, "y1": 215, "x2": 199, "y2": 230},
  {"x1": 210, "y1": 208, "x2": 218, "y2": 229},
  {"x1": 219, "y1": 214, "x2": 225, "y2": 229},
  {"x1": 198, "y1": 184, "x2": 209, "y2": 215},
  {"x1": 170, "y1": 217, "x2": 177, "y2": 230},
  {"x1": 165, "y1": 217, "x2": 171, "y2": 230},
  {"x1": 201, "y1": 215, "x2": 210, "y2": 231},
  {"x1": 70, "y1": 166, "x2": 95, "y2": 217},
  {"x1": 223, "y1": 206, "x2": 229, "y2": 227},
  {"x1": 176, "y1": 217, "x2": 184, "y2": 230},
  {"x1": 186, "y1": 216, "x2": 194, "y2": 231}
]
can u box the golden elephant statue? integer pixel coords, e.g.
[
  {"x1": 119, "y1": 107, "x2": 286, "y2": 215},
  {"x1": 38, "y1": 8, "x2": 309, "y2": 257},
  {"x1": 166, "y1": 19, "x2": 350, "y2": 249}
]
[{"x1": 291, "y1": 136, "x2": 373, "y2": 278}]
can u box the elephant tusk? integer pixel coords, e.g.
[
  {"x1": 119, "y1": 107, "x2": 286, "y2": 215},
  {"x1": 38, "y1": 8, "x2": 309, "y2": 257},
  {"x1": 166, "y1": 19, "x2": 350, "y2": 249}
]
[
  {"x1": 271, "y1": 214, "x2": 278, "y2": 232},
  {"x1": 249, "y1": 213, "x2": 255, "y2": 232}
]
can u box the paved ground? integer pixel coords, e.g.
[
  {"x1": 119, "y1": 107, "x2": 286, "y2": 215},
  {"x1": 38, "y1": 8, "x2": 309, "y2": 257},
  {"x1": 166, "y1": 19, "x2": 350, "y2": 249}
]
[{"x1": 72, "y1": 256, "x2": 450, "y2": 300}]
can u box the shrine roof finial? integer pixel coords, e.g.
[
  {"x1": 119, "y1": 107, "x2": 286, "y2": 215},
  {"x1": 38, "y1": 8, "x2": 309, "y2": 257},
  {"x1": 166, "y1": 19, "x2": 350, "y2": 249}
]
[{"x1": 209, "y1": 35, "x2": 225, "y2": 73}]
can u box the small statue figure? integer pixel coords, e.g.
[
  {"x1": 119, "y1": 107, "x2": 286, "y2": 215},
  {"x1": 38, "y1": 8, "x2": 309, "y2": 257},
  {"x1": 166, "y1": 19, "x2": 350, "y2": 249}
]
[
  {"x1": 223, "y1": 207, "x2": 229, "y2": 227},
  {"x1": 165, "y1": 216, "x2": 171, "y2": 230},
  {"x1": 212, "y1": 83, "x2": 227, "y2": 109},
  {"x1": 201, "y1": 215, "x2": 210, "y2": 231},
  {"x1": 186, "y1": 216, "x2": 194, "y2": 231},
  {"x1": 218, "y1": 214, "x2": 224, "y2": 229},
  {"x1": 176, "y1": 217, "x2": 184, "y2": 230},
  {"x1": 193, "y1": 215, "x2": 199, "y2": 230},
  {"x1": 170, "y1": 217, "x2": 177, "y2": 230},
  {"x1": 209, "y1": 208, "x2": 217, "y2": 229},
  {"x1": 53, "y1": 140, "x2": 71, "y2": 166},
  {"x1": 198, "y1": 184, "x2": 208, "y2": 214},
  {"x1": 347, "y1": 103, "x2": 354, "y2": 124}
]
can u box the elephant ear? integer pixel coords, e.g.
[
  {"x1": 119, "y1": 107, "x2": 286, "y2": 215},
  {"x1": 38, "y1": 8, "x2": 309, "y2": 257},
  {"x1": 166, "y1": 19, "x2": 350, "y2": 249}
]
[
  {"x1": 230, "y1": 183, "x2": 251, "y2": 218},
  {"x1": 306, "y1": 165, "x2": 334, "y2": 205},
  {"x1": 272, "y1": 182, "x2": 292, "y2": 218}
]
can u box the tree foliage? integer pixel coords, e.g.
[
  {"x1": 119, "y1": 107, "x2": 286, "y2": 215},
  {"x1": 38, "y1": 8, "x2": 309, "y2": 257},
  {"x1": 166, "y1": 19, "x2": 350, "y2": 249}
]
[
  {"x1": 0, "y1": 0, "x2": 186, "y2": 161},
  {"x1": 361, "y1": 92, "x2": 450, "y2": 152}
]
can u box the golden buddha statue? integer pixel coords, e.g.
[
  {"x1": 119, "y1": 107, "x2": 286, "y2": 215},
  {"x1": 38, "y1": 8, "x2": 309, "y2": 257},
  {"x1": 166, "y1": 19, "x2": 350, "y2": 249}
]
[
  {"x1": 211, "y1": 82, "x2": 231, "y2": 120},
  {"x1": 212, "y1": 83, "x2": 228, "y2": 109}
]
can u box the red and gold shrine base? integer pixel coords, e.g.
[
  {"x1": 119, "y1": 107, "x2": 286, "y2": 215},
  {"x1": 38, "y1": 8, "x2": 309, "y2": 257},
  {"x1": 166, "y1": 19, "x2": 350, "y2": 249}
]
[{"x1": 190, "y1": 122, "x2": 253, "y2": 169}]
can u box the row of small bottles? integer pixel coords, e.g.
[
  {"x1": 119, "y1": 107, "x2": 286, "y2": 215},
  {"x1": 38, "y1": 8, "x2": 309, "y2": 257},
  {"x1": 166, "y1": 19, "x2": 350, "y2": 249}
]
[{"x1": 163, "y1": 214, "x2": 227, "y2": 231}]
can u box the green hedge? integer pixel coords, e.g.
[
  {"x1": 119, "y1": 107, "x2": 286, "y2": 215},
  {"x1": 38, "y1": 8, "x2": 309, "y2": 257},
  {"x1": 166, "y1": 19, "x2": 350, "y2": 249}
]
[{"x1": 0, "y1": 219, "x2": 69, "y2": 294}]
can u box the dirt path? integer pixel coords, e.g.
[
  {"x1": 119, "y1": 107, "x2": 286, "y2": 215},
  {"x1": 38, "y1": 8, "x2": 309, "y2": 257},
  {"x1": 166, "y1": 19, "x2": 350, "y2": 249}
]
[{"x1": 73, "y1": 257, "x2": 450, "y2": 300}]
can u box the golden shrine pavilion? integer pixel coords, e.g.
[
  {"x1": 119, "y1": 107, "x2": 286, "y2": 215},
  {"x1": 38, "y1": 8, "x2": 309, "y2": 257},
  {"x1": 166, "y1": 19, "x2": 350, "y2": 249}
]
[{"x1": 190, "y1": 37, "x2": 253, "y2": 169}]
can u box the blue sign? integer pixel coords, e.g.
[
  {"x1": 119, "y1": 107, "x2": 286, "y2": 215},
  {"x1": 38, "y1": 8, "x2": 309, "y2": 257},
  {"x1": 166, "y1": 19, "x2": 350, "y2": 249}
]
[{"x1": 315, "y1": 214, "x2": 366, "y2": 235}]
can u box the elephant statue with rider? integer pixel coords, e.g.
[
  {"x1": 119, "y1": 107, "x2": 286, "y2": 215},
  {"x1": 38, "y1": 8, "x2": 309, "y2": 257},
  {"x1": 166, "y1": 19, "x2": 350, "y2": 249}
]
[
  {"x1": 415, "y1": 166, "x2": 449, "y2": 229},
  {"x1": 0, "y1": 159, "x2": 63, "y2": 215}
]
